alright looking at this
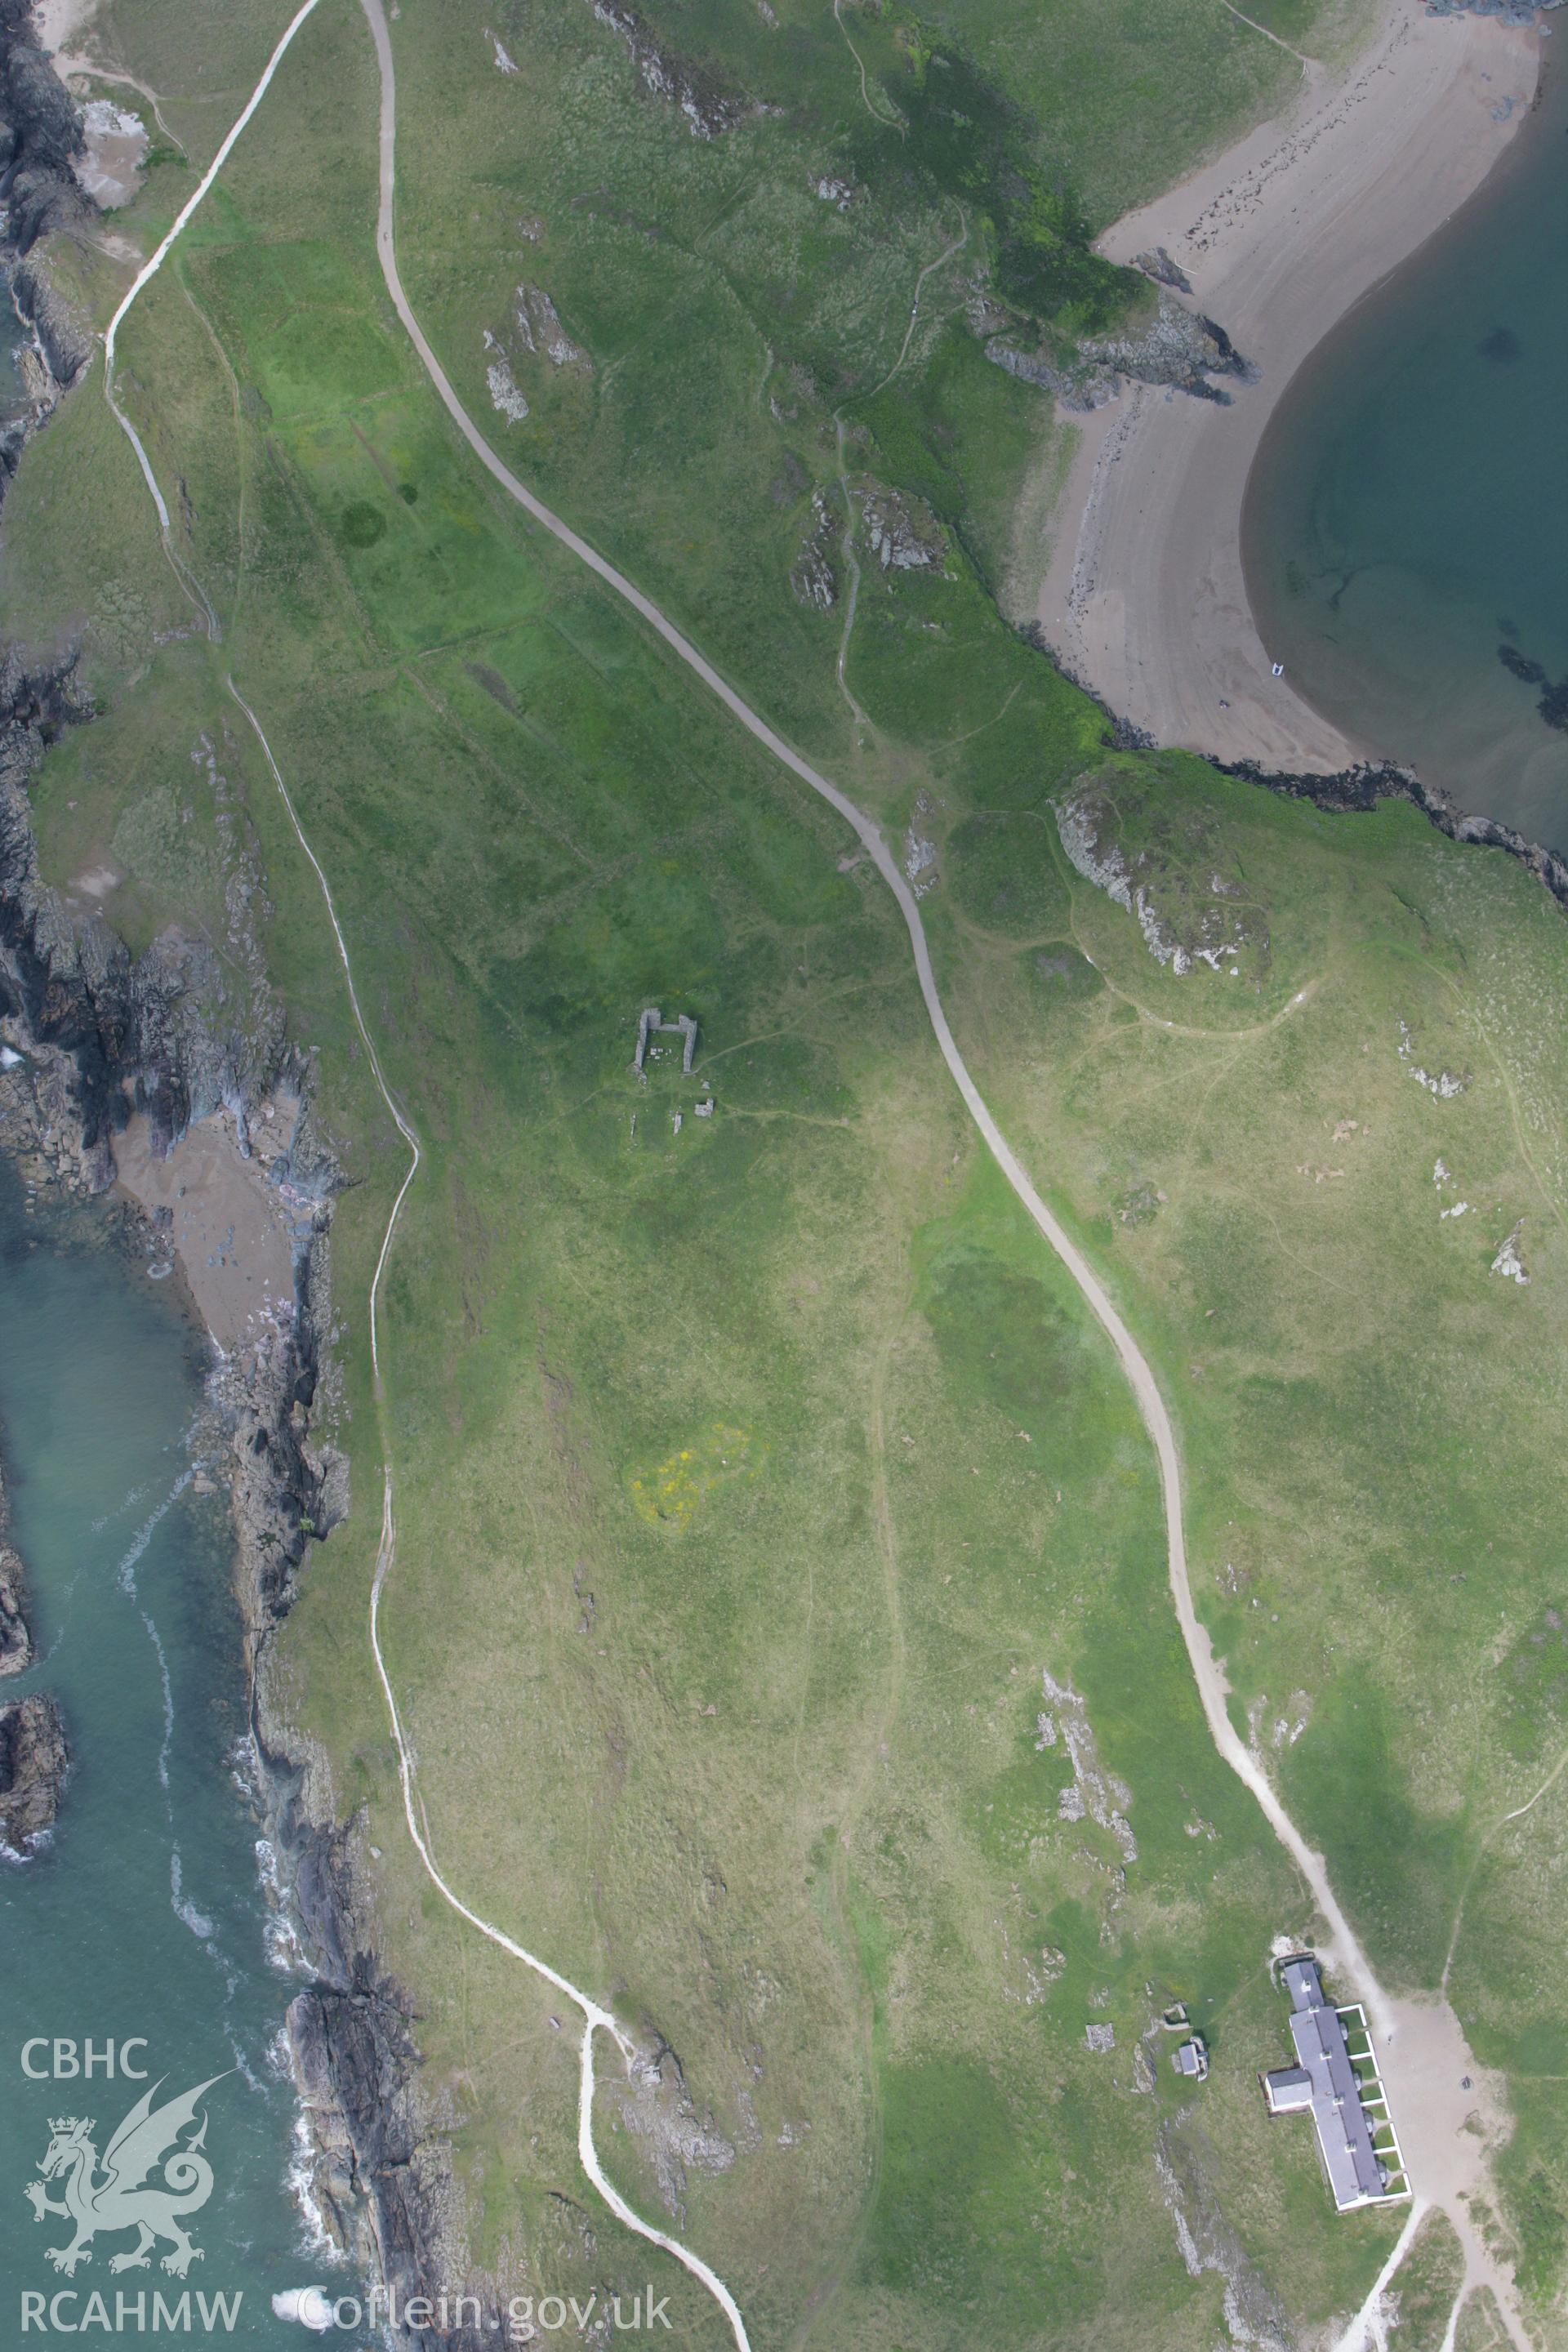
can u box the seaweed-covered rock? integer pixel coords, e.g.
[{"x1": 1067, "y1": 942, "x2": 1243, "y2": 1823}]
[{"x1": 1499, "y1": 644, "x2": 1547, "y2": 686}]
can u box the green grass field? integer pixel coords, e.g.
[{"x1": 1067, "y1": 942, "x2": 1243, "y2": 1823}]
[{"x1": 6, "y1": 0, "x2": 1566, "y2": 2341}]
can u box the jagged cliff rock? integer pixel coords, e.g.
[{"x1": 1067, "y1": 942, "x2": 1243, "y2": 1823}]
[
  {"x1": 12, "y1": 255, "x2": 91, "y2": 385},
  {"x1": 0, "y1": 1688, "x2": 67, "y2": 1848},
  {"x1": 0, "y1": 0, "x2": 88, "y2": 252},
  {"x1": 987, "y1": 290, "x2": 1252, "y2": 411},
  {"x1": 0, "y1": 632, "x2": 480, "y2": 2339},
  {"x1": 586, "y1": 0, "x2": 748, "y2": 137},
  {"x1": 1220, "y1": 755, "x2": 1568, "y2": 915},
  {"x1": 0, "y1": 2, "x2": 94, "y2": 492},
  {"x1": 1, "y1": 653, "x2": 351, "y2": 1633},
  {"x1": 0, "y1": 652, "x2": 302, "y2": 1186},
  {"x1": 279, "y1": 1809, "x2": 490, "y2": 2347}
]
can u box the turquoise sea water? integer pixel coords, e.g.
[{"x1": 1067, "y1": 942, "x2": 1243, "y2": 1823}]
[
  {"x1": 1244, "y1": 59, "x2": 1568, "y2": 850},
  {"x1": 0, "y1": 1160, "x2": 314, "y2": 2341}
]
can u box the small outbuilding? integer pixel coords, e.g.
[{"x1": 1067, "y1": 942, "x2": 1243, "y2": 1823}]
[{"x1": 1172, "y1": 2037, "x2": 1209, "y2": 2082}]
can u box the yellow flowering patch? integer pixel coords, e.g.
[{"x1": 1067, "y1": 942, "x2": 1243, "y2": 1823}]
[{"x1": 630, "y1": 1423, "x2": 761, "y2": 1531}]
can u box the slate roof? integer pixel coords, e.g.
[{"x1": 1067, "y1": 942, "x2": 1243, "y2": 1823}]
[{"x1": 1263, "y1": 1957, "x2": 1389, "y2": 2210}]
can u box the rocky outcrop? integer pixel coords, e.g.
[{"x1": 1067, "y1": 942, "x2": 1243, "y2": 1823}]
[
  {"x1": 483, "y1": 285, "x2": 592, "y2": 425},
  {"x1": 258, "y1": 1773, "x2": 492, "y2": 2349},
  {"x1": 585, "y1": 0, "x2": 747, "y2": 138},
  {"x1": 12, "y1": 256, "x2": 91, "y2": 386},
  {"x1": 0, "y1": 1544, "x2": 29, "y2": 1673},
  {"x1": 790, "y1": 489, "x2": 839, "y2": 609},
  {"x1": 0, "y1": 4, "x2": 94, "y2": 493},
  {"x1": 0, "y1": 0, "x2": 88, "y2": 252},
  {"x1": 604, "y1": 2033, "x2": 737, "y2": 2226},
  {"x1": 1055, "y1": 780, "x2": 1263, "y2": 976},
  {"x1": 0, "y1": 1689, "x2": 67, "y2": 1849},
  {"x1": 513, "y1": 283, "x2": 590, "y2": 373},
  {"x1": 1133, "y1": 246, "x2": 1192, "y2": 295},
  {"x1": 0, "y1": 1452, "x2": 32, "y2": 1675},
  {"x1": 988, "y1": 291, "x2": 1252, "y2": 411},
  {"x1": 857, "y1": 483, "x2": 943, "y2": 572}
]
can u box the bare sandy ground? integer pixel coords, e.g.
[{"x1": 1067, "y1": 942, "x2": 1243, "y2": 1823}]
[
  {"x1": 33, "y1": 0, "x2": 99, "y2": 51},
  {"x1": 1037, "y1": 0, "x2": 1542, "y2": 772},
  {"x1": 114, "y1": 1102, "x2": 300, "y2": 1352}
]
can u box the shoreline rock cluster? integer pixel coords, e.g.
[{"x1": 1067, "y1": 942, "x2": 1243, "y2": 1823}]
[
  {"x1": 984, "y1": 286, "x2": 1253, "y2": 412},
  {"x1": 0, "y1": 1448, "x2": 33, "y2": 1675},
  {"x1": 1024, "y1": 621, "x2": 1568, "y2": 919},
  {"x1": 1217, "y1": 752, "x2": 1568, "y2": 913},
  {"x1": 0, "y1": 1686, "x2": 67, "y2": 1851},
  {"x1": 0, "y1": 7, "x2": 505, "y2": 2294},
  {"x1": 1, "y1": 1332, "x2": 69, "y2": 1863},
  {"x1": 0, "y1": 641, "x2": 481, "y2": 2337}
]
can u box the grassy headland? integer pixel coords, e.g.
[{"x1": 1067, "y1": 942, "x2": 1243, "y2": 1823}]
[{"x1": 4, "y1": 0, "x2": 1566, "y2": 2341}]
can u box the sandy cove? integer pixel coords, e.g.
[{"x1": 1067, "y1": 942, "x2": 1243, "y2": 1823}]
[
  {"x1": 1037, "y1": 0, "x2": 1543, "y2": 772},
  {"x1": 113, "y1": 1099, "x2": 304, "y2": 1353}
]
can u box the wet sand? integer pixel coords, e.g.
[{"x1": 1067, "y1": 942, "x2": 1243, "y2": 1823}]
[{"x1": 1036, "y1": 0, "x2": 1542, "y2": 771}]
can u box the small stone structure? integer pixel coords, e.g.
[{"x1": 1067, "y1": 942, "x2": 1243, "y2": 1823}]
[
  {"x1": 1172, "y1": 2037, "x2": 1209, "y2": 2081},
  {"x1": 635, "y1": 1007, "x2": 697, "y2": 1076}
]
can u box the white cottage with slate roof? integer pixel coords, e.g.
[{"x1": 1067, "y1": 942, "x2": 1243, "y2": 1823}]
[{"x1": 1262, "y1": 1956, "x2": 1409, "y2": 2212}]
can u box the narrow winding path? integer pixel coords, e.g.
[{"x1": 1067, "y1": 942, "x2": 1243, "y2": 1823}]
[
  {"x1": 101, "y1": 12, "x2": 755, "y2": 2345},
  {"x1": 355, "y1": 10, "x2": 1535, "y2": 2343},
  {"x1": 358, "y1": 0, "x2": 1372, "y2": 1988},
  {"x1": 96, "y1": 2, "x2": 1538, "y2": 2343},
  {"x1": 225, "y1": 684, "x2": 755, "y2": 2351}
]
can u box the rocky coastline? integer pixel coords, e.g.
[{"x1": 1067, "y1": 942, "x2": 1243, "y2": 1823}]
[
  {"x1": 1025, "y1": 620, "x2": 1568, "y2": 918},
  {"x1": 1215, "y1": 753, "x2": 1568, "y2": 915},
  {"x1": 0, "y1": 0, "x2": 491, "y2": 2312},
  {"x1": 0, "y1": 0, "x2": 94, "y2": 484},
  {"x1": 0, "y1": 638, "x2": 484, "y2": 2340}
]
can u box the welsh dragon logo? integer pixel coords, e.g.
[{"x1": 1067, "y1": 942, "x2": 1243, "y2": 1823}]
[{"x1": 24, "y1": 2075, "x2": 226, "y2": 2278}]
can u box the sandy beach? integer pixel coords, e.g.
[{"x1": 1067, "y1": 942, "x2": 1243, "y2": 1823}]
[{"x1": 1037, "y1": 0, "x2": 1543, "y2": 772}]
